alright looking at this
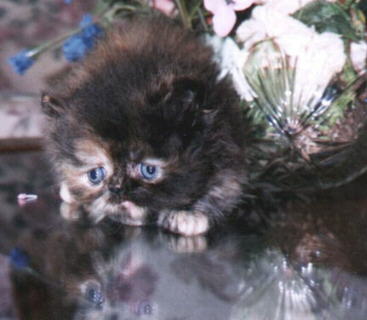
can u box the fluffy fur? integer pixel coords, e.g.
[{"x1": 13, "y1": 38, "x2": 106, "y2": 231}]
[{"x1": 42, "y1": 16, "x2": 247, "y2": 235}]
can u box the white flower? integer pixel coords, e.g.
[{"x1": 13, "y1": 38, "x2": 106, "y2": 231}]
[
  {"x1": 259, "y1": 0, "x2": 336, "y2": 15},
  {"x1": 237, "y1": 6, "x2": 315, "y2": 52},
  {"x1": 235, "y1": 6, "x2": 346, "y2": 109},
  {"x1": 261, "y1": 0, "x2": 315, "y2": 15},
  {"x1": 204, "y1": 0, "x2": 262, "y2": 37},
  {"x1": 205, "y1": 35, "x2": 254, "y2": 100},
  {"x1": 350, "y1": 41, "x2": 367, "y2": 74},
  {"x1": 293, "y1": 31, "x2": 345, "y2": 111}
]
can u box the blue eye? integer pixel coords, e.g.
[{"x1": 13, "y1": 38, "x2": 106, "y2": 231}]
[
  {"x1": 88, "y1": 167, "x2": 106, "y2": 185},
  {"x1": 139, "y1": 163, "x2": 158, "y2": 180}
]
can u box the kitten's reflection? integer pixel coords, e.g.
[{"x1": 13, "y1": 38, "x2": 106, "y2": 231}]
[
  {"x1": 76, "y1": 248, "x2": 158, "y2": 319},
  {"x1": 10, "y1": 220, "x2": 248, "y2": 320}
]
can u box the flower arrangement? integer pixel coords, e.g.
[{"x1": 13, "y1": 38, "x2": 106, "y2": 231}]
[{"x1": 8, "y1": 0, "x2": 367, "y2": 191}]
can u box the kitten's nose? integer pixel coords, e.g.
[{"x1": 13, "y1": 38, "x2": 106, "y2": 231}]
[{"x1": 108, "y1": 184, "x2": 122, "y2": 194}]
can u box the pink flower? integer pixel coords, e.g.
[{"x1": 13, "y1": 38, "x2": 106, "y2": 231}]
[
  {"x1": 150, "y1": 0, "x2": 176, "y2": 16},
  {"x1": 204, "y1": 0, "x2": 258, "y2": 37}
]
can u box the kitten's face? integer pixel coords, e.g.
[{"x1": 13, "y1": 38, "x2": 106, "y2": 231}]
[
  {"x1": 60, "y1": 136, "x2": 207, "y2": 223},
  {"x1": 45, "y1": 79, "x2": 221, "y2": 223}
]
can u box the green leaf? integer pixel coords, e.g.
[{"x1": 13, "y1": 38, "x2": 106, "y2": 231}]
[{"x1": 293, "y1": 0, "x2": 361, "y2": 41}]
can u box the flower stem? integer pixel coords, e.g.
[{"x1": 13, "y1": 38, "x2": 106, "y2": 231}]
[
  {"x1": 197, "y1": 7, "x2": 209, "y2": 32},
  {"x1": 174, "y1": 0, "x2": 191, "y2": 29},
  {"x1": 30, "y1": 27, "x2": 83, "y2": 58}
]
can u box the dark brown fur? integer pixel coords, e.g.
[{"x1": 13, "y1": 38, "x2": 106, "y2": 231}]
[{"x1": 42, "y1": 16, "x2": 247, "y2": 235}]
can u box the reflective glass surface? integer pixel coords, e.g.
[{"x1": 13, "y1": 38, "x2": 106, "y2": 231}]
[{"x1": 0, "y1": 152, "x2": 367, "y2": 320}]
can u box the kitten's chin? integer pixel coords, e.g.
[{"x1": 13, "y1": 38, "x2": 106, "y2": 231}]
[{"x1": 109, "y1": 201, "x2": 148, "y2": 226}]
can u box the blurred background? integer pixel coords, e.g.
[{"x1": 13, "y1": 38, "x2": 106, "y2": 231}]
[{"x1": 0, "y1": 0, "x2": 96, "y2": 151}]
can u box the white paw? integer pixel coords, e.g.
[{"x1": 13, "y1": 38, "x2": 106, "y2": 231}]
[{"x1": 158, "y1": 210, "x2": 209, "y2": 236}]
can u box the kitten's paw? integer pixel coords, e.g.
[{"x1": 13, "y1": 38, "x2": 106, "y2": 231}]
[{"x1": 158, "y1": 210, "x2": 209, "y2": 236}]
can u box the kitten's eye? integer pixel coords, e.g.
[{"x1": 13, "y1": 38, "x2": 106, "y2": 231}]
[
  {"x1": 87, "y1": 167, "x2": 106, "y2": 185},
  {"x1": 81, "y1": 280, "x2": 104, "y2": 306},
  {"x1": 139, "y1": 163, "x2": 159, "y2": 180}
]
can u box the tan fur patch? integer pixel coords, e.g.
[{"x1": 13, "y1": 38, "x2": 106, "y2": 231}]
[
  {"x1": 73, "y1": 138, "x2": 113, "y2": 173},
  {"x1": 59, "y1": 138, "x2": 113, "y2": 202},
  {"x1": 207, "y1": 173, "x2": 242, "y2": 201}
]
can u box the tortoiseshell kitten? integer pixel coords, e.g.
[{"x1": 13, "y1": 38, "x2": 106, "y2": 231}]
[{"x1": 42, "y1": 16, "x2": 247, "y2": 236}]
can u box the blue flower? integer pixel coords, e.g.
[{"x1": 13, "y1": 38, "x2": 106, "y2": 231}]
[
  {"x1": 9, "y1": 248, "x2": 30, "y2": 269},
  {"x1": 64, "y1": 0, "x2": 73, "y2": 3},
  {"x1": 8, "y1": 49, "x2": 35, "y2": 75},
  {"x1": 63, "y1": 35, "x2": 90, "y2": 62},
  {"x1": 62, "y1": 14, "x2": 103, "y2": 62},
  {"x1": 80, "y1": 14, "x2": 93, "y2": 28}
]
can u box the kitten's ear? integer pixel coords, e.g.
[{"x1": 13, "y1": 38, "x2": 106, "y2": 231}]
[{"x1": 41, "y1": 92, "x2": 65, "y2": 118}]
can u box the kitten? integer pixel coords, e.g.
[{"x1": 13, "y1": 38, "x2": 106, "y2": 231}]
[{"x1": 42, "y1": 16, "x2": 247, "y2": 236}]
